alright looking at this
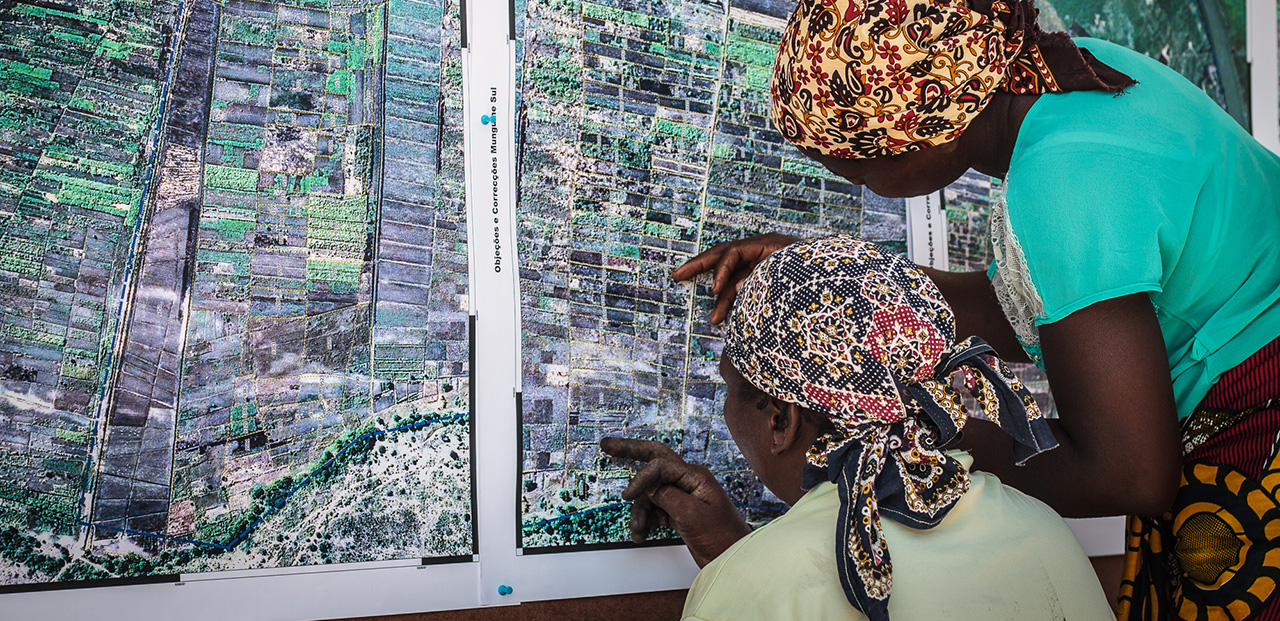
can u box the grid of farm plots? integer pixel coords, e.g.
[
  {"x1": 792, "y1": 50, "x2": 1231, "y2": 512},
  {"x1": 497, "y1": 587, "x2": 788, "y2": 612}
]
[
  {"x1": 169, "y1": 0, "x2": 474, "y2": 571},
  {"x1": 515, "y1": 0, "x2": 908, "y2": 547},
  {"x1": 0, "y1": 0, "x2": 474, "y2": 586},
  {"x1": 0, "y1": 0, "x2": 186, "y2": 584}
]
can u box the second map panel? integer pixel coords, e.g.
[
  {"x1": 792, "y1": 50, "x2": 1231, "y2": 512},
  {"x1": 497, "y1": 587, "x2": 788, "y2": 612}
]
[{"x1": 516, "y1": 0, "x2": 906, "y2": 548}]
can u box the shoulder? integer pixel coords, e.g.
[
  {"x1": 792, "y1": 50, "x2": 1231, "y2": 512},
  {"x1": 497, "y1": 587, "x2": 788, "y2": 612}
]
[
  {"x1": 1042, "y1": 37, "x2": 1233, "y2": 133},
  {"x1": 1009, "y1": 38, "x2": 1240, "y2": 184},
  {"x1": 681, "y1": 483, "x2": 865, "y2": 621},
  {"x1": 996, "y1": 38, "x2": 1211, "y2": 318},
  {"x1": 885, "y1": 463, "x2": 1114, "y2": 620},
  {"x1": 682, "y1": 459, "x2": 1112, "y2": 621}
]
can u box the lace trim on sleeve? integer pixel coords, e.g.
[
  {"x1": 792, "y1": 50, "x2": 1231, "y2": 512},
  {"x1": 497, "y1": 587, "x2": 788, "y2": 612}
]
[{"x1": 988, "y1": 184, "x2": 1047, "y2": 368}]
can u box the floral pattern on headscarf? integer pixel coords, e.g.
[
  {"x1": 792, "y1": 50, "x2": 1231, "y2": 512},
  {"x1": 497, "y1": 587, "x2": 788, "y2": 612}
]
[
  {"x1": 769, "y1": 0, "x2": 1136, "y2": 158},
  {"x1": 722, "y1": 235, "x2": 1058, "y2": 621}
]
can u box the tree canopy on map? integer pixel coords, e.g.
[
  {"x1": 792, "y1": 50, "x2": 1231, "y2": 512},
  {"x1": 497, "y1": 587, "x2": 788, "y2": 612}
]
[{"x1": 0, "y1": 0, "x2": 472, "y2": 585}]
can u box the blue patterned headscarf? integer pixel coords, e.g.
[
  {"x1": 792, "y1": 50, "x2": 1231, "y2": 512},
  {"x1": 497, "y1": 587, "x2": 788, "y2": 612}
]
[{"x1": 722, "y1": 235, "x2": 1057, "y2": 621}]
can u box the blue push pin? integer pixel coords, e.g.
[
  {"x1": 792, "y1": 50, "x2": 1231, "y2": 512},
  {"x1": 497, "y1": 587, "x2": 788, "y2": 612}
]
[{"x1": 498, "y1": 585, "x2": 514, "y2": 596}]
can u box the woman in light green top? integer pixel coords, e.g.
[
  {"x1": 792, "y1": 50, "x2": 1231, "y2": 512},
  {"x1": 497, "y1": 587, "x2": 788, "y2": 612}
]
[
  {"x1": 681, "y1": 448, "x2": 1107, "y2": 620},
  {"x1": 605, "y1": 235, "x2": 1111, "y2": 620},
  {"x1": 672, "y1": 0, "x2": 1280, "y2": 617}
]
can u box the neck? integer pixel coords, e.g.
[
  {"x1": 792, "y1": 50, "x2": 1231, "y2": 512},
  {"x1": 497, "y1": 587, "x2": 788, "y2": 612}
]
[
  {"x1": 769, "y1": 428, "x2": 823, "y2": 506},
  {"x1": 774, "y1": 455, "x2": 810, "y2": 506},
  {"x1": 965, "y1": 92, "x2": 1040, "y2": 180}
]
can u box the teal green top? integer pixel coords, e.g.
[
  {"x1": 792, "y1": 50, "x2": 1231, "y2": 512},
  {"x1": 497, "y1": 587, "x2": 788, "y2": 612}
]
[{"x1": 1001, "y1": 38, "x2": 1280, "y2": 419}]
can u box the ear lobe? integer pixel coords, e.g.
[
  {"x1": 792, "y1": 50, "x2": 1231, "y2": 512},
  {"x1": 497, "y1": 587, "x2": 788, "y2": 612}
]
[
  {"x1": 934, "y1": 138, "x2": 961, "y2": 156},
  {"x1": 769, "y1": 400, "x2": 807, "y2": 456}
]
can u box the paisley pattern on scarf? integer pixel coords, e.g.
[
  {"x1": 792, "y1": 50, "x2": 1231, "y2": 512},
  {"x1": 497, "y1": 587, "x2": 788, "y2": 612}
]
[
  {"x1": 769, "y1": 0, "x2": 1135, "y2": 158},
  {"x1": 722, "y1": 236, "x2": 1058, "y2": 620}
]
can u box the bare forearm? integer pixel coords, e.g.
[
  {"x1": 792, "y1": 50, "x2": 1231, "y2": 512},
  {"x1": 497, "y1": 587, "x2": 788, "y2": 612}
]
[
  {"x1": 959, "y1": 294, "x2": 1183, "y2": 518},
  {"x1": 920, "y1": 267, "x2": 1029, "y2": 363},
  {"x1": 959, "y1": 418, "x2": 1174, "y2": 517}
]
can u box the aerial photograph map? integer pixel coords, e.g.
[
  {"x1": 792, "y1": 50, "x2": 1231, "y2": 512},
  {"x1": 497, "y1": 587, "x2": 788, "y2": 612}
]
[
  {"x1": 514, "y1": 0, "x2": 1249, "y2": 548},
  {"x1": 0, "y1": 0, "x2": 473, "y2": 587},
  {"x1": 514, "y1": 0, "x2": 909, "y2": 548}
]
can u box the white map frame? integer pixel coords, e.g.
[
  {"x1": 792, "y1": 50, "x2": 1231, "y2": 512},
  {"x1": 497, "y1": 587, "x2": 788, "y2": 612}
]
[
  {"x1": 1251, "y1": 0, "x2": 1280, "y2": 153},
  {"x1": 7, "y1": 0, "x2": 1277, "y2": 617}
]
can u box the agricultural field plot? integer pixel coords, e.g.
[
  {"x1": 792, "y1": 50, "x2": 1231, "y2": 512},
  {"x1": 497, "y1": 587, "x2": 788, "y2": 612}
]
[
  {"x1": 515, "y1": 0, "x2": 908, "y2": 548},
  {"x1": 0, "y1": 0, "x2": 186, "y2": 583},
  {"x1": 0, "y1": 0, "x2": 472, "y2": 586}
]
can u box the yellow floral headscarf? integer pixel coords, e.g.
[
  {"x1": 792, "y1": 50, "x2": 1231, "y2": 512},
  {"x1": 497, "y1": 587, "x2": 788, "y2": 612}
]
[{"x1": 770, "y1": 0, "x2": 1135, "y2": 158}]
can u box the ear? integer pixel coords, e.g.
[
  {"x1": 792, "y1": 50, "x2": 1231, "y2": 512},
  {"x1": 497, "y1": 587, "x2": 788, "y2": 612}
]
[
  {"x1": 767, "y1": 399, "x2": 807, "y2": 456},
  {"x1": 931, "y1": 137, "x2": 961, "y2": 156}
]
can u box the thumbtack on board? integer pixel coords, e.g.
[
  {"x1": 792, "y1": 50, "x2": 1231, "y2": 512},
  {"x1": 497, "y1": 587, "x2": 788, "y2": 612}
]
[{"x1": 498, "y1": 585, "x2": 513, "y2": 596}]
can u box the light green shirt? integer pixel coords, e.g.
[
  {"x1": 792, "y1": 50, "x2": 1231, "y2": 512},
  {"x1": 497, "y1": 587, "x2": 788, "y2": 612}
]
[
  {"x1": 1001, "y1": 38, "x2": 1280, "y2": 419},
  {"x1": 681, "y1": 452, "x2": 1112, "y2": 621}
]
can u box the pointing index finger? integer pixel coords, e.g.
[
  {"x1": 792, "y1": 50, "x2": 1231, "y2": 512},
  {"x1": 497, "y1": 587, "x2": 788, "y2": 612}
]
[
  {"x1": 623, "y1": 456, "x2": 704, "y2": 500},
  {"x1": 672, "y1": 242, "x2": 728, "y2": 281},
  {"x1": 711, "y1": 245, "x2": 747, "y2": 295},
  {"x1": 600, "y1": 437, "x2": 677, "y2": 462}
]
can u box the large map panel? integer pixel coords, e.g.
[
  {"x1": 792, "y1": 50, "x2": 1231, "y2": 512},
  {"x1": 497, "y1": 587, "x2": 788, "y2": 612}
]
[
  {"x1": 0, "y1": 0, "x2": 471, "y2": 587},
  {"x1": 516, "y1": 0, "x2": 907, "y2": 548}
]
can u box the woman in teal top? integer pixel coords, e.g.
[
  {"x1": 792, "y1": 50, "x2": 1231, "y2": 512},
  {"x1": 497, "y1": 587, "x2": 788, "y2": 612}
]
[
  {"x1": 669, "y1": 0, "x2": 1280, "y2": 618},
  {"x1": 999, "y1": 37, "x2": 1280, "y2": 416}
]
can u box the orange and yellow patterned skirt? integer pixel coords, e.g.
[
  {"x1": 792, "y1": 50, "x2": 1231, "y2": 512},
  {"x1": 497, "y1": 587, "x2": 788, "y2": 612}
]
[{"x1": 1118, "y1": 338, "x2": 1280, "y2": 621}]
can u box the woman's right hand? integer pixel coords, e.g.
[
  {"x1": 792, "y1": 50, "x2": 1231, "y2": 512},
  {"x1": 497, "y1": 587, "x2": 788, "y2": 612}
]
[
  {"x1": 600, "y1": 437, "x2": 750, "y2": 567},
  {"x1": 672, "y1": 233, "x2": 801, "y2": 324}
]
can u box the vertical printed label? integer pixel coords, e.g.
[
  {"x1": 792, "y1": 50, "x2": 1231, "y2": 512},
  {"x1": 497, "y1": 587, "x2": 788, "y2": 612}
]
[{"x1": 906, "y1": 191, "x2": 948, "y2": 270}]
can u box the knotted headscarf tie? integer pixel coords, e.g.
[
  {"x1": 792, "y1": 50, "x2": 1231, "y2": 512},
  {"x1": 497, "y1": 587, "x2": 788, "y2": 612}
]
[
  {"x1": 722, "y1": 236, "x2": 1057, "y2": 621},
  {"x1": 769, "y1": 0, "x2": 1136, "y2": 158}
]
